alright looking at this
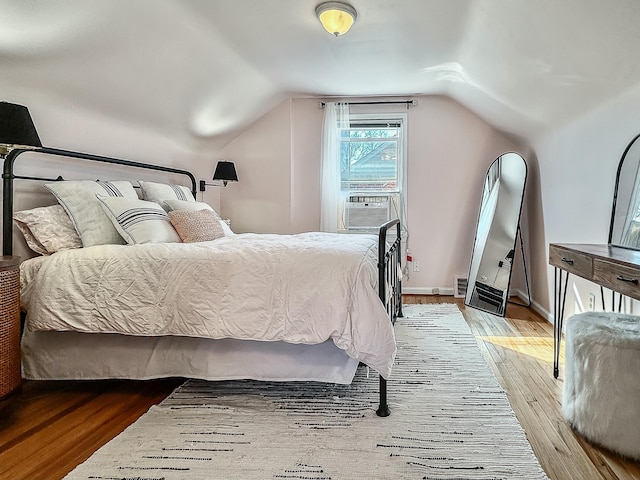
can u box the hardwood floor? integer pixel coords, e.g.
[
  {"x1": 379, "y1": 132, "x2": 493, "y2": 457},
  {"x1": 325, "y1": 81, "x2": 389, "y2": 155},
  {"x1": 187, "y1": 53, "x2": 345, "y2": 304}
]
[
  {"x1": 0, "y1": 378, "x2": 182, "y2": 480},
  {"x1": 0, "y1": 296, "x2": 639, "y2": 479},
  {"x1": 404, "y1": 296, "x2": 640, "y2": 480}
]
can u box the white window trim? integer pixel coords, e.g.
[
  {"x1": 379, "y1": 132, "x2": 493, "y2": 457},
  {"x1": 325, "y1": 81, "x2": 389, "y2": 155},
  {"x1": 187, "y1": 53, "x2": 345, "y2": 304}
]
[{"x1": 340, "y1": 112, "x2": 408, "y2": 233}]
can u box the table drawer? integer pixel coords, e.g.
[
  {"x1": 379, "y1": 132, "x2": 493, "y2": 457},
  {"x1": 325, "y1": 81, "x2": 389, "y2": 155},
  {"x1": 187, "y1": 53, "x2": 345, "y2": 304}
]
[
  {"x1": 593, "y1": 259, "x2": 640, "y2": 301},
  {"x1": 549, "y1": 245, "x2": 593, "y2": 279}
]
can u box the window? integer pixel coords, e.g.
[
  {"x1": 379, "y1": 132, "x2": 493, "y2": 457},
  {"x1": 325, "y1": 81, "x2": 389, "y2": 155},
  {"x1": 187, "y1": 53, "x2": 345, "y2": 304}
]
[
  {"x1": 340, "y1": 117, "x2": 403, "y2": 193},
  {"x1": 339, "y1": 114, "x2": 406, "y2": 231}
]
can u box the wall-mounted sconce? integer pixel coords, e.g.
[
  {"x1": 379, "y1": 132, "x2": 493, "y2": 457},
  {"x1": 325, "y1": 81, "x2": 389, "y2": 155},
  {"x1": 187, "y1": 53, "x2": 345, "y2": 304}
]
[
  {"x1": 0, "y1": 101, "x2": 42, "y2": 158},
  {"x1": 199, "y1": 160, "x2": 239, "y2": 191}
]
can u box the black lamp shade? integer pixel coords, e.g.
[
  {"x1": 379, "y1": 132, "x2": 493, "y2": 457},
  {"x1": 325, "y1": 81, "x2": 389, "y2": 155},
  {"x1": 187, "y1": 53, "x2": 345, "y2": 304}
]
[
  {"x1": 212, "y1": 161, "x2": 238, "y2": 182},
  {"x1": 0, "y1": 102, "x2": 42, "y2": 148}
]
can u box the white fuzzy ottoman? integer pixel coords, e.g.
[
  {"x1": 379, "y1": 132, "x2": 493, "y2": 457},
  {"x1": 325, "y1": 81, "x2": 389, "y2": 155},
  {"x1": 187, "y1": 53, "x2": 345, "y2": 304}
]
[{"x1": 562, "y1": 312, "x2": 640, "y2": 460}]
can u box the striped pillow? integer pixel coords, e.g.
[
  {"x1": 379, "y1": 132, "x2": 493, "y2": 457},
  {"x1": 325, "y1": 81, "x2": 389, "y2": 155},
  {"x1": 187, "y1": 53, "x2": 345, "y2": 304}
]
[
  {"x1": 138, "y1": 181, "x2": 195, "y2": 207},
  {"x1": 44, "y1": 180, "x2": 138, "y2": 247},
  {"x1": 97, "y1": 196, "x2": 181, "y2": 244}
]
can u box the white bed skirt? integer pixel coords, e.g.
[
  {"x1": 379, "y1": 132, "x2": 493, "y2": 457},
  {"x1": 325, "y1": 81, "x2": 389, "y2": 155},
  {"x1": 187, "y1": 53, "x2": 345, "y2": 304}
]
[{"x1": 21, "y1": 329, "x2": 360, "y2": 384}]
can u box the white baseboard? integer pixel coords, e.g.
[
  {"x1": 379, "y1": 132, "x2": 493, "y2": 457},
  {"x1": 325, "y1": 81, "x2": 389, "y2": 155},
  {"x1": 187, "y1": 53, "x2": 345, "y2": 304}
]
[
  {"x1": 403, "y1": 287, "x2": 454, "y2": 296},
  {"x1": 530, "y1": 299, "x2": 552, "y2": 323},
  {"x1": 403, "y1": 287, "x2": 553, "y2": 324},
  {"x1": 510, "y1": 289, "x2": 552, "y2": 323}
]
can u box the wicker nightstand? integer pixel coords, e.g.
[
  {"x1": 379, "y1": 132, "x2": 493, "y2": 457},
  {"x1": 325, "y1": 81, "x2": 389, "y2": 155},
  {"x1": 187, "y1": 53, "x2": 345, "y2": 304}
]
[{"x1": 0, "y1": 256, "x2": 21, "y2": 399}]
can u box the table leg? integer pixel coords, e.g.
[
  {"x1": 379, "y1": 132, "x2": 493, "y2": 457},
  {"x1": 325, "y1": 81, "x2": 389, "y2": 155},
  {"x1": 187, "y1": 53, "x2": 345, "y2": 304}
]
[{"x1": 553, "y1": 267, "x2": 569, "y2": 379}]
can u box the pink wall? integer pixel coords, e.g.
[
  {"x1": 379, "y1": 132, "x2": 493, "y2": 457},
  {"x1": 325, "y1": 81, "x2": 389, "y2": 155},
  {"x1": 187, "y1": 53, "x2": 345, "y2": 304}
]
[
  {"x1": 219, "y1": 100, "x2": 293, "y2": 234},
  {"x1": 219, "y1": 95, "x2": 525, "y2": 293},
  {"x1": 401, "y1": 97, "x2": 523, "y2": 293},
  {"x1": 291, "y1": 100, "x2": 323, "y2": 233}
]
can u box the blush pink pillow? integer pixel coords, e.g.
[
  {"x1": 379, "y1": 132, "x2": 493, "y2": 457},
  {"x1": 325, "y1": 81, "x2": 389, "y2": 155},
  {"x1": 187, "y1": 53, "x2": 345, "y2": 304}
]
[{"x1": 168, "y1": 209, "x2": 225, "y2": 243}]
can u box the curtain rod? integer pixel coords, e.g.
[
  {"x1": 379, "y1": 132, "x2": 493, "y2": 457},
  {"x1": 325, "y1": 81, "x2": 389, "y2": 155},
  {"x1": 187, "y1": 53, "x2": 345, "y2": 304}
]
[{"x1": 318, "y1": 100, "x2": 417, "y2": 108}]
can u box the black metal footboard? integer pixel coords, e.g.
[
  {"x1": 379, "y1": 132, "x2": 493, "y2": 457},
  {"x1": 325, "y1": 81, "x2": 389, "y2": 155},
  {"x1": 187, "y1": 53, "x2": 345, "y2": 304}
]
[{"x1": 376, "y1": 218, "x2": 403, "y2": 417}]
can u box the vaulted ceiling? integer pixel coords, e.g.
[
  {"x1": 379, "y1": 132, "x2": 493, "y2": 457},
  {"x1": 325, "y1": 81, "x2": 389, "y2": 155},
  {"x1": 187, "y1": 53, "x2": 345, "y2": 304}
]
[{"x1": 3, "y1": 0, "x2": 640, "y2": 148}]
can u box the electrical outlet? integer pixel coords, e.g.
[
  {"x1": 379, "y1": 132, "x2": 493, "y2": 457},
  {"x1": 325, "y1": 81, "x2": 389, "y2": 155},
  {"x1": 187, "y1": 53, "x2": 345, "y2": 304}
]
[
  {"x1": 588, "y1": 293, "x2": 596, "y2": 311},
  {"x1": 413, "y1": 261, "x2": 420, "y2": 272}
]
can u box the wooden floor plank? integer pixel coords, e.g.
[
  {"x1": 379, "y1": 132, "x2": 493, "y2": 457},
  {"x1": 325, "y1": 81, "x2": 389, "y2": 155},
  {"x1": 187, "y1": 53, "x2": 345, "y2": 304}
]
[
  {"x1": 404, "y1": 295, "x2": 640, "y2": 480},
  {"x1": 0, "y1": 379, "x2": 181, "y2": 480}
]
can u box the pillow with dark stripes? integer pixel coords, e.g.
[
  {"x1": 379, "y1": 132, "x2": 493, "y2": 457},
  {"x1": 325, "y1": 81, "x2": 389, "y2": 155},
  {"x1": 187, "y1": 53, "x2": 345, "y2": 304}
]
[
  {"x1": 138, "y1": 181, "x2": 195, "y2": 207},
  {"x1": 97, "y1": 195, "x2": 182, "y2": 244},
  {"x1": 44, "y1": 180, "x2": 138, "y2": 247}
]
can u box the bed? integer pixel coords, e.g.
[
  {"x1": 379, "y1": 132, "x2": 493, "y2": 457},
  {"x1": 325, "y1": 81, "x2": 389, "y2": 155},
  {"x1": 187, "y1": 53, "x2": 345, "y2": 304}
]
[{"x1": 2, "y1": 146, "x2": 403, "y2": 416}]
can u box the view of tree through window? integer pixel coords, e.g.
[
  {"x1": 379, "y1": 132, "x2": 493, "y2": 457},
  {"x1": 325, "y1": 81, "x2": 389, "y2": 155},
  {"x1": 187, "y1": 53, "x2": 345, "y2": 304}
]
[{"x1": 340, "y1": 123, "x2": 400, "y2": 192}]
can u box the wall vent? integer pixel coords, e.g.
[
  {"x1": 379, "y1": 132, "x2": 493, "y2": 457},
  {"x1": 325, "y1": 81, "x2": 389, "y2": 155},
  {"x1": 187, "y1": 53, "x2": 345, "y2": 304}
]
[{"x1": 454, "y1": 275, "x2": 468, "y2": 298}]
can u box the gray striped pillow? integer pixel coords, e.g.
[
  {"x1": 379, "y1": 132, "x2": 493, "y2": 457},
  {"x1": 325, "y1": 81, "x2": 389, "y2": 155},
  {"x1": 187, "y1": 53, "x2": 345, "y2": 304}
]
[
  {"x1": 97, "y1": 196, "x2": 181, "y2": 244},
  {"x1": 44, "y1": 180, "x2": 138, "y2": 247},
  {"x1": 138, "y1": 181, "x2": 195, "y2": 208}
]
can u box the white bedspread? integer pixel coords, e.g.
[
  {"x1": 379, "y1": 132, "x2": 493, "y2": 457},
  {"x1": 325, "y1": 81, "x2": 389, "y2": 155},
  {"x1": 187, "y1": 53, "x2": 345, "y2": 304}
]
[{"x1": 21, "y1": 232, "x2": 396, "y2": 378}]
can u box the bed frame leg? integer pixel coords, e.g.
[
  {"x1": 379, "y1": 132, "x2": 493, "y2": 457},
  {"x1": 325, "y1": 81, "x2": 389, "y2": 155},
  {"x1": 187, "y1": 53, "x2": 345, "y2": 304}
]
[{"x1": 376, "y1": 376, "x2": 390, "y2": 417}]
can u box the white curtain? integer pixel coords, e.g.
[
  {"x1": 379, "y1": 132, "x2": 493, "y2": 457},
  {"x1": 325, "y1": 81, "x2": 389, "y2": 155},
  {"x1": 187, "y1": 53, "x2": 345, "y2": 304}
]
[{"x1": 320, "y1": 102, "x2": 349, "y2": 232}]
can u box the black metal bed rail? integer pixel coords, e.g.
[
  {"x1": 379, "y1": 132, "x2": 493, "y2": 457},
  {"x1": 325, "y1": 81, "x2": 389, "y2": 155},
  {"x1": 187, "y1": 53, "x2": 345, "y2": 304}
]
[
  {"x1": 2, "y1": 146, "x2": 197, "y2": 256},
  {"x1": 376, "y1": 217, "x2": 403, "y2": 417}
]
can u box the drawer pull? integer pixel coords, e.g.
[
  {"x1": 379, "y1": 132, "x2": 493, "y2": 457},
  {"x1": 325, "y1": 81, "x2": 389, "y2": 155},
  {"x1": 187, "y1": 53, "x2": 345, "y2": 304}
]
[
  {"x1": 616, "y1": 274, "x2": 639, "y2": 285},
  {"x1": 561, "y1": 257, "x2": 574, "y2": 265}
]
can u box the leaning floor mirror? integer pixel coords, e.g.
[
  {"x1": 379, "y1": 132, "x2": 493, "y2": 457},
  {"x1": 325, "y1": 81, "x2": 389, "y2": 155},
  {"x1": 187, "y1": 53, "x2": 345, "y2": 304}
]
[{"x1": 465, "y1": 152, "x2": 527, "y2": 316}]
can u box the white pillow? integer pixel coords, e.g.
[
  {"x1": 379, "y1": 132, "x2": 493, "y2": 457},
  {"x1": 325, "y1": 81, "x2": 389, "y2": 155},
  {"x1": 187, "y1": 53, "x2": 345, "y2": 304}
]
[
  {"x1": 138, "y1": 181, "x2": 195, "y2": 205},
  {"x1": 13, "y1": 204, "x2": 82, "y2": 255},
  {"x1": 44, "y1": 180, "x2": 138, "y2": 247},
  {"x1": 97, "y1": 196, "x2": 181, "y2": 244},
  {"x1": 13, "y1": 217, "x2": 48, "y2": 255},
  {"x1": 163, "y1": 199, "x2": 234, "y2": 236}
]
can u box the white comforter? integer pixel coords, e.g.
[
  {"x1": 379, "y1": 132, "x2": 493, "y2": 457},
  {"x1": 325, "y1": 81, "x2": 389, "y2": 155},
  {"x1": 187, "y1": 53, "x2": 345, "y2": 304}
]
[{"x1": 21, "y1": 232, "x2": 396, "y2": 378}]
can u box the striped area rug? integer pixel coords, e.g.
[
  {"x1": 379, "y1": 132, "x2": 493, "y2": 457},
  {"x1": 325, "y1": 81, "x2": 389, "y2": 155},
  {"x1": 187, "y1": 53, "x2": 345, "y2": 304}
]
[{"x1": 64, "y1": 303, "x2": 549, "y2": 479}]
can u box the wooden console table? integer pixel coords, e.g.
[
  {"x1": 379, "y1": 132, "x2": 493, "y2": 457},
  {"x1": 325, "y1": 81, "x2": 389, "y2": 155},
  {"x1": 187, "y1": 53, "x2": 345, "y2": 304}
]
[{"x1": 549, "y1": 243, "x2": 640, "y2": 378}]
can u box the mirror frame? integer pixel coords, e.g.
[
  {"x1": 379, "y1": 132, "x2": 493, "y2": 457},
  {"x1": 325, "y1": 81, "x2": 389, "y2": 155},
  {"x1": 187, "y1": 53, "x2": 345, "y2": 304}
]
[
  {"x1": 464, "y1": 152, "x2": 527, "y2": 317},
  {"x1": 608, "y1": 132, "x2": 640, "y2": 250}
]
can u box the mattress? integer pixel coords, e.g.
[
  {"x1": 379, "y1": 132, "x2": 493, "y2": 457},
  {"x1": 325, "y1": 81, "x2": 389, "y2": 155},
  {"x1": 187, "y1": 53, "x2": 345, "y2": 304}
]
[{"x1": 21, "y1": 232, "x2": 396, "y2": 379}]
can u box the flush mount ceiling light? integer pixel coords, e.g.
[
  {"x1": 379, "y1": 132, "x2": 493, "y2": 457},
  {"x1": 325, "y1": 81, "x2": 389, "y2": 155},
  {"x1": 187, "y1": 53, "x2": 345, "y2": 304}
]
[{"x1": 315, "y1": 2, "x2": 357, "y2": 37}]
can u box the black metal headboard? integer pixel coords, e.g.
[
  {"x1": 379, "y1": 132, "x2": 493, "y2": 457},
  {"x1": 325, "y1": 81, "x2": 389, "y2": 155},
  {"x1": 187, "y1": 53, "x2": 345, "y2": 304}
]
[{"x1": 2, "y1": 146, "x2": 197, "y2": 256}]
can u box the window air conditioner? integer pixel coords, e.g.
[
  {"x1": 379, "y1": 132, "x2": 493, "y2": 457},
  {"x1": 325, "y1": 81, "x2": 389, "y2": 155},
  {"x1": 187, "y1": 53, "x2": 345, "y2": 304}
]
[{"x1": 345, "y1": 195, "x2": 390, "y2": 230}]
